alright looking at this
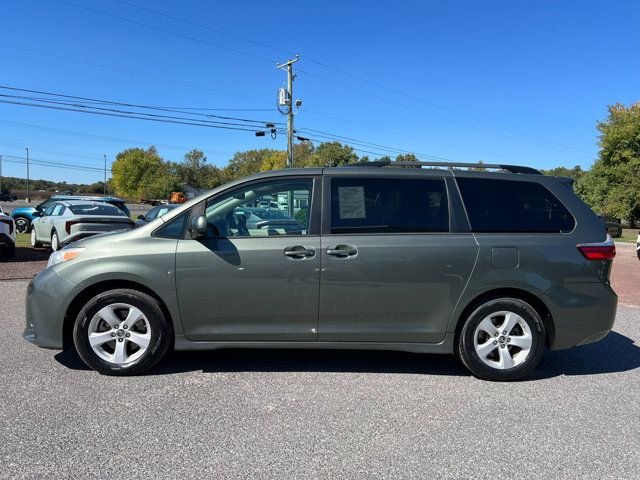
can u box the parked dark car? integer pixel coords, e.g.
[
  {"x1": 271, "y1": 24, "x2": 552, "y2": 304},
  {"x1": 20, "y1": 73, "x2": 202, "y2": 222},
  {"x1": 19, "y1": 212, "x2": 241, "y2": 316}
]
[
  {"x1": 24, "y1": 161, "x2": 617, "y2": 381},
  {"x1": 135, "y1": 204, "x2": 179, "y2": 227}
]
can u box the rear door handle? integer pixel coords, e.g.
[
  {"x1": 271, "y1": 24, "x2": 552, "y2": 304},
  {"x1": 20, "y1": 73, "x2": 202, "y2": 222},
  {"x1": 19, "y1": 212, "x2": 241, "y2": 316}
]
[
  {"x1": 284, "y1": 246, "x2": 315, "y2": 259},
  {"x1": 326, "y1": 245, "x2": 358, "y2": 257}
]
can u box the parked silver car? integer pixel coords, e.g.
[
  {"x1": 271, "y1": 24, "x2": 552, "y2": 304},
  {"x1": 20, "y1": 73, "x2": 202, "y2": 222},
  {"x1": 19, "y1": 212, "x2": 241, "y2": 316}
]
[{"x1": 30, "y1": 200, "x2": 134, "y2": 251}]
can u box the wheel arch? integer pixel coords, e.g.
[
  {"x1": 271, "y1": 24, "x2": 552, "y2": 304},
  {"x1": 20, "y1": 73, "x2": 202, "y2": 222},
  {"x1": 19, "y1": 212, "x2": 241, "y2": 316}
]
[
  {"x1": 62, "y1": 279, "x2": 175, "y2": 350},
  {"x1": 453, "y1": 288, "x2": 555, "y2": 348}
]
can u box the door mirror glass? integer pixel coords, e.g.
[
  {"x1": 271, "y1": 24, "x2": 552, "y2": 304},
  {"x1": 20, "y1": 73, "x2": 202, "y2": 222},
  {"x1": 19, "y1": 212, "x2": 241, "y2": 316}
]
[
  {"x1": 32, "y1": 211, "x2": 42, "y2": 218},
  {"x1": 191, "y1": 214, "x2": 209, "y2": 237},
  {"x1": 137, "y1": 214, "x2": 145, "y2": 220}
]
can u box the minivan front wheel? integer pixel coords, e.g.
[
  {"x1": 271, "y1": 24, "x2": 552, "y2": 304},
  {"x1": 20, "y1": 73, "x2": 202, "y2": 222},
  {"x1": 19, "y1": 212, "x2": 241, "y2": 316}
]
[
  {"x1": 73, "y1": 289, "x2": 172, "y2": 375},
  {"x1": 457, "y1": 298, "x2": 545, "y2": 381}
]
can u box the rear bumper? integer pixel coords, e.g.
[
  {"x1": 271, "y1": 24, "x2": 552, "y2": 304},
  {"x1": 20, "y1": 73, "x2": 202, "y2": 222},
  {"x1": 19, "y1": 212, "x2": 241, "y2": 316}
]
[
  {"x1": 0, "y1": 233, "x2": 15, "y2": 247},
  {"x1": 23, "y1": 268, "x2": 76, "y2": 349},
  {"x1": 542, "y1": 281, "x2": 618, "y2": 350}
]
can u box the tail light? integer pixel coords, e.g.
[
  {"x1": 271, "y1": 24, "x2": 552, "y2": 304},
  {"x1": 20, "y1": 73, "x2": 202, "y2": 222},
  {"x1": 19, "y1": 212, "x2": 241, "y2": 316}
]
[
  {"x1": 65, "y1": 220, "x2": 79, "y2": 235},
  {"x1": 577, "y1": 235, "x2": 616, "y2": 260},
  {"x1": 0, "y1": 218, "x2": 13, "y2": 235}
]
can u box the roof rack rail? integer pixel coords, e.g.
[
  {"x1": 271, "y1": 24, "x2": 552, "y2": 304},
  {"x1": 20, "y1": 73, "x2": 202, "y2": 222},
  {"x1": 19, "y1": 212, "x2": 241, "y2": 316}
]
[{"x1": 341, "y1": 160, "x2": 541, "y2": 175}]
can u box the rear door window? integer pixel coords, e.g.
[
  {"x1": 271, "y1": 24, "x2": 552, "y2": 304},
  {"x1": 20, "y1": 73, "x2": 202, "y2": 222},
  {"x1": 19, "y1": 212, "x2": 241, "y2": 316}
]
[
  {"x1": 330, "y1": 177, "x2": 449, "y2": 234},
  {"x1": 456, "y1": 178, "x2": 575, "y2": 233}
]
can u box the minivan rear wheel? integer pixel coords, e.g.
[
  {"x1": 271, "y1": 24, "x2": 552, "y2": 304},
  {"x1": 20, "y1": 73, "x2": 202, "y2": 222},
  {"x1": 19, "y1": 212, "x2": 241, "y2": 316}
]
[
  {"x1": 457, "y1": 298, "x2": 545, "y2": 381},
  {"x1": 73, "y1": 289, "x2": 172, "y2": 375}
]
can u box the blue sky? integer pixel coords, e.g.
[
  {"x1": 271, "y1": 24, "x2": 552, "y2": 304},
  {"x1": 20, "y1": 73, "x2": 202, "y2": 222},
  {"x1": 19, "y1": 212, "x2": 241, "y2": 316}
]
[{"x1": 1, "y1": 0, "x2": 639, "y2": 184}]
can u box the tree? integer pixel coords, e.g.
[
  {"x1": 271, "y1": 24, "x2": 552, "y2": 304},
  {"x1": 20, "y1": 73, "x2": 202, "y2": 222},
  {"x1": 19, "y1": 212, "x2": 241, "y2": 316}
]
[
  {"x1": 224, "y1": 149, "x2": 277, "y2": 181},
  {"x1": 576, "y1": 102, "x2": 640, "y2": 224},
  {"x1": 177, "y1": 149, "x2": 208, "y2": 188},
  {"x1": 395, "y1": 153, "x2": 419, "y2": 163},
  {"x1": 111, "y1": 147, "x2": 165, "y2": 198},
  {"x1": 305, "y1": 141, "x2": 359, "y2": 167},
  {"x1": 541, "y1": 165, "x2": 583, "y2": 179}
]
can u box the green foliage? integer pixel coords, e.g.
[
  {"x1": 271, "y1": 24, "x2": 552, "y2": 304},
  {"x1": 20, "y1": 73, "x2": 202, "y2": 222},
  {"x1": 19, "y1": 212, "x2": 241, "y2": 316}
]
[
  {"x1": 541, "y1": 165, "x2": 584, "y2": 179},
  {"x1": 111, "y1": 147, "x2": 165, "y2": 198},
  {"x1": 576, "y1": 103, "x2": 640, "y2": 221},
  {"x1": 303, "y1": 141, "x2": 359, "y2": 167}
]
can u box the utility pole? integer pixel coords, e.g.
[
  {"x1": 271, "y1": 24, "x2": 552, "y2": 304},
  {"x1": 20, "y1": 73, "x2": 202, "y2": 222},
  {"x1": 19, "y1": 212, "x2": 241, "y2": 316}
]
[
  {"x1": 103, "y1": 154, "x2": 107, "y2": 196},
  {"x1": 277, "y1": 55, "x2": 300, "y2": 168},
  {"x1": 25, "y1": 147, "x2": 30, "y2": 203},
  {"x1": 0, "y1": 155, "x2": 3, "y2": 195}
]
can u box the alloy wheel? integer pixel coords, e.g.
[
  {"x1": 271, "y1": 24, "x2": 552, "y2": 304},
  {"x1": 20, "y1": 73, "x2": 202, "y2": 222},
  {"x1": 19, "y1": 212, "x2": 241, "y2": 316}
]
[
  {"x1": 87, "y1": 303, "x2": 151, "y2": 365},
  {"x1": 473, "y1": 311, "x2": 533, "y2": 369}
]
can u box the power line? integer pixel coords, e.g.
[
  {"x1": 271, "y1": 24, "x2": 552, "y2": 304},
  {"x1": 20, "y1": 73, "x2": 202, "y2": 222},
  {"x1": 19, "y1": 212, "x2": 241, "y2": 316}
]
[
  {"x1": 0, "y1": 85, "x2": 283, "y2": 125},
  {"x1": 102, "y1": 0, "x2": 591, "y2": 158},
  {"x1": 54, "y1": 0, "x2": 275, "y2": 64},
  {"x1": 0, "y1": 120, "x2": 235, "y2": 156},
  {"x1": 0, "y1": 98, "x2": 268, "y2": 133},
  {"x1": 0, "y1": 43, "x2": 273, "y2": 107},
  {"x1": 2, "y1": 154, "x2": 112, "y2": 173},
  {"x1": 297, "y1": 69, "x2": 592, "y2": 160}
]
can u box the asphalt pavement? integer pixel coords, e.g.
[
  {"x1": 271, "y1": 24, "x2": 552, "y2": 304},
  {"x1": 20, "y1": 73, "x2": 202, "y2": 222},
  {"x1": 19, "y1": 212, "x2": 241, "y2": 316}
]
[{"x1": 0, "y1": 279, "x2": 639, "y2": 479}]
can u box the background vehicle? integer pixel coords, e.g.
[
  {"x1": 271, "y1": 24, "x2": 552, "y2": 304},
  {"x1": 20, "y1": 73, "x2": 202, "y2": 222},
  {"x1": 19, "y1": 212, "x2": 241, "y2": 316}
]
[
  {"x1": 30, "y1": 200, "x2": 134, "y2": 251},
  {"x1": 605, "y1": 219, "x2": 622, "y2": 238},
  {"x1": 0, "y1": 210, "x2": 15, "y2": 258},
  {"x1": 637, "y1": 230, "x2": 640, "y2": 260},
  {"x1": 11, "y1": 195, "x2": 129, "y2": 234},
  {"x1": 24, "y1": 161, "x2": 617, "y2": 381},
  {"x1": 135, "y1": 204, "x2": 179, "y2": 227},
  {"x1": 0, "y1": 193, "x2": 17, "y2": 202},
  {"x1": 170, "y1": 191, "x2": 187, "y2": 204}
]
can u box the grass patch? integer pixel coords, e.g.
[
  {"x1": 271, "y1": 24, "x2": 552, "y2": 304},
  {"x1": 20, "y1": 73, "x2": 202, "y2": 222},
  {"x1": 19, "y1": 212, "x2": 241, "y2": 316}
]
[
  {"x1": 617, "y1": 228, "x2": 639, "y2": 244},
  {"x1": 15, "y1": 233, "x2": 31, "y2": 248}
]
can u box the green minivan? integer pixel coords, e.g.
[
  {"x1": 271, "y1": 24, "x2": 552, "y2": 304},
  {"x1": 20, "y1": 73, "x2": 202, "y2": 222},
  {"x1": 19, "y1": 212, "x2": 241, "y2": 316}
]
[{"x1": 24, "y1": 161, "x2": 617, "y2": 381}]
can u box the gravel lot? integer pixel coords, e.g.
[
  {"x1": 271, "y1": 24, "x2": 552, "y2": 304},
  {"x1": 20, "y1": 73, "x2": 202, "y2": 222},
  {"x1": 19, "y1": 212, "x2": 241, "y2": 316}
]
[{"x1": 0, "y1": 278, "x2": 639, "y2": 479}]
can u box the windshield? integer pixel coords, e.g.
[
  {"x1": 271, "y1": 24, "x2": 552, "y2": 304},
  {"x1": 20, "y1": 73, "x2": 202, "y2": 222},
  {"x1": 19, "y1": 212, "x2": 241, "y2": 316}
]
[{"x1": 69, "y1": 204, "x2": 126, "y2": 216}]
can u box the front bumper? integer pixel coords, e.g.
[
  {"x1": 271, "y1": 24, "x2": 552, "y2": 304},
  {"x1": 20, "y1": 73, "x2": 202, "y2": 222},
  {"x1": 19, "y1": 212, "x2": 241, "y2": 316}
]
[{"x1": 23, "y1": 268, "x2": 77, "y2": 349}]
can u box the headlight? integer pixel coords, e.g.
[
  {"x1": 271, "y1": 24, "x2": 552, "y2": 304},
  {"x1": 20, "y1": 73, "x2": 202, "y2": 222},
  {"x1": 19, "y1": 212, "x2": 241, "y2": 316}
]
[{"x1": 47, "y1": 247, "x2": 85, "y2": 268}]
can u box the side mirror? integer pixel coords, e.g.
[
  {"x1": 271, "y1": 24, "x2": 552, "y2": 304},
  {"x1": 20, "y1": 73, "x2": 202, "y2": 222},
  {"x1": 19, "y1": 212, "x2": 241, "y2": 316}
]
[
  {"x1": 191, "y1": 214, "x2": 209, "y2": 238},
  {"x1": 137, "y1": 215, "x2": 145, "y2": 220},
  {"x1": 32, "y1": 211, "x2": 42, "y2": 218}
]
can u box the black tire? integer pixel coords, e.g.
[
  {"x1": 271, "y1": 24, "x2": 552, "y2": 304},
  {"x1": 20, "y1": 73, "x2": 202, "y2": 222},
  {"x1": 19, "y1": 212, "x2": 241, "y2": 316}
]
[
  {"x1": 14, "y1": 216, "x2": 30, "y2": 234},
  {"x1": 1, "y1": 244, "x2": 15, "y2": 258},
  {"x1": 30, "y1": 227, "x2": 43, "y2": 248},
  {"x1": 73, "y1": 289, "x2": 173, "y2": 375},
  {"x1": 457, "y1": 298, "x2": 545, "y2": 381}
]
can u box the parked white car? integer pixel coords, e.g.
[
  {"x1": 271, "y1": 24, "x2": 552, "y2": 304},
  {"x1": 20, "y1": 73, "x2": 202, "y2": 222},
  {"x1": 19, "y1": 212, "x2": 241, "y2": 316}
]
[
  {"x1": 0, "y1": 208, "x2": 16, "y2": 258},
  {"x1": 30, "y1": 200, "x2": 134, "y2": 251}
]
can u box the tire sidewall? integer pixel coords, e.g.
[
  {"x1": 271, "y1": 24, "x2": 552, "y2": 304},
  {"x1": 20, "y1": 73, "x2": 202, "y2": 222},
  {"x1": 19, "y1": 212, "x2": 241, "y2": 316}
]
[
  {"x1": 459, "y1": 298, "x2": 545, "y2": 381},
  {"x1": 73, "y1": 289, "x2": 171, "y2": 375},
  {"x1": 30, "y1": 227, "x2": 38, "y2": 247},
  {"x1": 51, "y1": 231, "x2": 59, "y2": 251},
  {"x1": 15, "y1": 217, "x2": 29, "y2": 234}
]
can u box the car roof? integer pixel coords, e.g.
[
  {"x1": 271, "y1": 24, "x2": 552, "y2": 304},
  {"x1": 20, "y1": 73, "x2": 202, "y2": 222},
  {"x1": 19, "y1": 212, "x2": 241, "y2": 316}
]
[
  {"x1": 58, "y1": 200, "x2": 121, "y2": 207},
  {"x1": 50, "y1": 195, "x2": 124, "y2": 202}
]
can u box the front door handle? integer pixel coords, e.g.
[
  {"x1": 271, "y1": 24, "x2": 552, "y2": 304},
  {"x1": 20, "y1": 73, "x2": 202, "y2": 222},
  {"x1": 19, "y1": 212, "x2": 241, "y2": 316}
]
[
  {"x1": 326, "y1": 244, "x2": 358, "y2": 257},
  {"x1": 284, "y1": 246, "x2": 315, "y2": 259}
]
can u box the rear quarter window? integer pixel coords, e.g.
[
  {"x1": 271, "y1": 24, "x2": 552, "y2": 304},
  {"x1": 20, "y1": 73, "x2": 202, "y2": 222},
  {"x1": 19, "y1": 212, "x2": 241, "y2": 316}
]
[{"x1": 456, "y1": 178, "x2": 575, "y2": 233}]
